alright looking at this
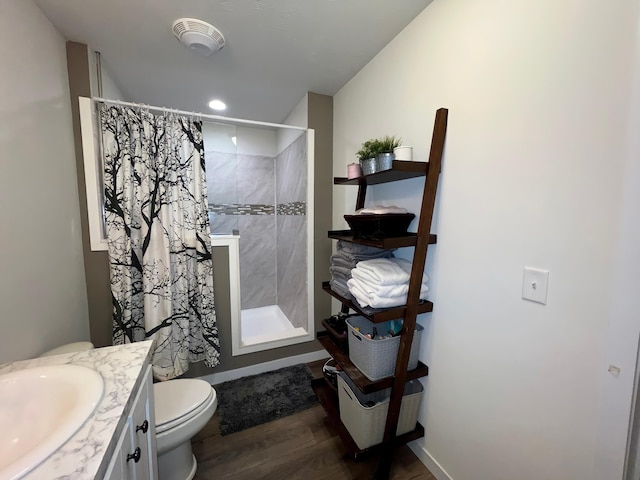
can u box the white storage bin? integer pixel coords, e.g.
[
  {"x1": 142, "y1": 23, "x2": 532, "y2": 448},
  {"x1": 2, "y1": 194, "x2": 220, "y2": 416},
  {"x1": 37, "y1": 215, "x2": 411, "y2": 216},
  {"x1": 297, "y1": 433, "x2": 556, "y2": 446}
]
[
  {"x1": 347, "y1": 316, "x2": 423, "y2": 381},
  {"x1": 337, "y1": 372, "x2": 423, "y2": 450}
]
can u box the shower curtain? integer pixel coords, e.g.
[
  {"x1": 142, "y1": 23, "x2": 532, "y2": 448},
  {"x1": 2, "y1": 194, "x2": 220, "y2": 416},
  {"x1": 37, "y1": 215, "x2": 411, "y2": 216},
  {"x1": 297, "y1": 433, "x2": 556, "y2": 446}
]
[{"x1": 100, "y1": 104, "x2": 220, "y2": 380}]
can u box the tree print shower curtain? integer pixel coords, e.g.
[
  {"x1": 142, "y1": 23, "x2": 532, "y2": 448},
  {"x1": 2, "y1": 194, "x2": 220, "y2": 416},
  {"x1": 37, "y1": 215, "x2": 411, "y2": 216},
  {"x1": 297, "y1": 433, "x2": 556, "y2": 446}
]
[{"x1": 100, "y1": 104, "x2": 220, "y2": 380}]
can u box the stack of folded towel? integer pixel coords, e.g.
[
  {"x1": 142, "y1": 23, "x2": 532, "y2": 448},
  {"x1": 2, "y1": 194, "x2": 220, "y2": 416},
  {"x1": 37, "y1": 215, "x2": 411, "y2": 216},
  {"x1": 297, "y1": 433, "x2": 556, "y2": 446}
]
[
  {"x1": 329, "y1": 241, "x2": 394, "y2": 299},
  {"x1": 347, "y1": 257, "x2": 429, "y2": 308},
  {"x1": 355, "y1": 205, "x2": 408, "y2": 215}
]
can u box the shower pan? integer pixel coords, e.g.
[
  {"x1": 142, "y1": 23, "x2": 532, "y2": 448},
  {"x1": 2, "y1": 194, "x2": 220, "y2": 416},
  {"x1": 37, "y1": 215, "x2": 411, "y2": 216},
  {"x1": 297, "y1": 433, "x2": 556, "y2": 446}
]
[{"x1": 204, "y1": 121, "x2": 314, "y2": 355}]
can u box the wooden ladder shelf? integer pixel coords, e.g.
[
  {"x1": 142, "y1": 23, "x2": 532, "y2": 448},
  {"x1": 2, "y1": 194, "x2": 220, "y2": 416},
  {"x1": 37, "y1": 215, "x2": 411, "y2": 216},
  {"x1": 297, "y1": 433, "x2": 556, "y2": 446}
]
[{"x1": 312, "y1": 108, "x2": 448, "y2": 479}]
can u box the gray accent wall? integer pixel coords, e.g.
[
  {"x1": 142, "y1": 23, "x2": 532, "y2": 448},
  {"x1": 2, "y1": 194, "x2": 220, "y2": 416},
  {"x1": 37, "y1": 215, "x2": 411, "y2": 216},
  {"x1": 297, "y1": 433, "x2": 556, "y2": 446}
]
[
  {"x1": 67, "y1": 41, "x2": 113, "y2": 349},
  {"x1": 308, "y1": 93, "x2": 333, "y2": 331}
]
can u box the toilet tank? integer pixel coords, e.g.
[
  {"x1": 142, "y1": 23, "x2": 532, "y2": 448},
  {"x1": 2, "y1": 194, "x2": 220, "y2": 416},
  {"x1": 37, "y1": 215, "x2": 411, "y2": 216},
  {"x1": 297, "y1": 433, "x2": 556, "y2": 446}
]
[{"x1": 40, "y1": 341, "x2": 95, "y2": 357}]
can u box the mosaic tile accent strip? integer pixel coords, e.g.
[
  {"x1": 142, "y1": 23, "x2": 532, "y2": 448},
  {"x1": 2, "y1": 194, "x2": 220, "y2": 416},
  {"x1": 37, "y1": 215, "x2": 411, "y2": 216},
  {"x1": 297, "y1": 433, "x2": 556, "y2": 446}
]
[
  {"x1": 209, "y1": 202, "x2": 306, "y2": 216},
  {"x1": 209, "y1": 203, "x2": 274, "y2": 215},
  {"x1": 277, "y1": 201, "x2": 306, "y2": 215}
]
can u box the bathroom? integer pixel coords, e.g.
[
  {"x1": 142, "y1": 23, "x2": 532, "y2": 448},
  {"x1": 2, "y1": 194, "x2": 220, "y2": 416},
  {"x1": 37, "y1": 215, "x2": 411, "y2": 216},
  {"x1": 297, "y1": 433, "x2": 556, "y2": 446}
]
[
  {"x1": 0, "y1": 0, "x2": 348, "y2": 478},
  {"x1": 4, "y1": 0, "x2": 640, "y2": 480}
]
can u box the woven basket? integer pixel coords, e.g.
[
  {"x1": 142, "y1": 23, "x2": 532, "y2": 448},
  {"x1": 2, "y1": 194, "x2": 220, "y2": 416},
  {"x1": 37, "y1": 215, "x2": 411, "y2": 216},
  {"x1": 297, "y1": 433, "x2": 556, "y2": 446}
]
[
  {"x1": 337, "y1": 372, "x2": 423, "y2": 449},
  {"x1": 347, "y1": 316, "x2": 422, "y2": 381}
]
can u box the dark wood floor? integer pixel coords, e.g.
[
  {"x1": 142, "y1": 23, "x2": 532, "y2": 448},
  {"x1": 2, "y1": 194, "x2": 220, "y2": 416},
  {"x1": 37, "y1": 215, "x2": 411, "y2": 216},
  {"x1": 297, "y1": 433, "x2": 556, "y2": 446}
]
[{"x1": 191, "y1": 361, "x2": 436, "y2": 480}]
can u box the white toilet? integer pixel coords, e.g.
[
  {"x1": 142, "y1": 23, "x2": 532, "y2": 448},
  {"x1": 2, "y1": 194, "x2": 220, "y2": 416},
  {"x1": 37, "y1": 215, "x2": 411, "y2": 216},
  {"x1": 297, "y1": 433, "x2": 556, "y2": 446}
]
[
  {"x1": 40, "y1": 342, "x2": 217, "y2": 480},
  {"x1": 153, "y1": 378, "x2": 217, "y2": 480}
]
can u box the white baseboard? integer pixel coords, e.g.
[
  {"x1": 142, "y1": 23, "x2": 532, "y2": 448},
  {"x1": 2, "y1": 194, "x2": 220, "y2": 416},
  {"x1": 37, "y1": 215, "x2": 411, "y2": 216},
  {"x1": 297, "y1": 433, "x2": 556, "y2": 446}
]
[
  {"x1": 409, "y1": 441, "x2": 453, "y2": 480},
  {"x1": 197, "y1": 349, "x2": 330, "y2": 385}
]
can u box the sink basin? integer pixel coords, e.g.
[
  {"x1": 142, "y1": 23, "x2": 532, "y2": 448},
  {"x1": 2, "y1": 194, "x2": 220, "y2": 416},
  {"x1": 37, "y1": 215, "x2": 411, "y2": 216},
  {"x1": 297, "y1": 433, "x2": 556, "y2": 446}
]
[{"x1": 0, "y1": 364, "x2": 104, "y2": 480}]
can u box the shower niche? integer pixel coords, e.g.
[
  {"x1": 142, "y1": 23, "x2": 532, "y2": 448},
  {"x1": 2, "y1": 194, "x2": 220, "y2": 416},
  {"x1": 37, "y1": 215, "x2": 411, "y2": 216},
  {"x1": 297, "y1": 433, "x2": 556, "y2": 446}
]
[{"x1": 203, "y1": 122, "x2": 314, "y2": 355}]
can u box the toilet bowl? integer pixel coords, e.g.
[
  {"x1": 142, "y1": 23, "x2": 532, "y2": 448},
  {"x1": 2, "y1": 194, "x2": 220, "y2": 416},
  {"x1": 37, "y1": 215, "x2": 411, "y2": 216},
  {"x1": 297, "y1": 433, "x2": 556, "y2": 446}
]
[
  {"x1": 40, "y1": 343, "x2": 217, "y2": 480},
  {"x1": 154, "y1": 379, "x2": 217, "y2": 480}
]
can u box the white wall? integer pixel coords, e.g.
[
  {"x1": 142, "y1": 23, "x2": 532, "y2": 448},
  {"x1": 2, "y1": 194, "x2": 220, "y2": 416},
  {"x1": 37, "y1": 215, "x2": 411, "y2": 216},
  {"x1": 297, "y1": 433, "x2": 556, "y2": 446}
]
[
  {"x1": 277, "y1": 93, "x2": 308, "y2": 154},
  {"x1": 0, "y1": 0, "x2": 90, "y2": 363},
  {"x1": 333, "y1": 1, "x2": 640, "y2": 479}
]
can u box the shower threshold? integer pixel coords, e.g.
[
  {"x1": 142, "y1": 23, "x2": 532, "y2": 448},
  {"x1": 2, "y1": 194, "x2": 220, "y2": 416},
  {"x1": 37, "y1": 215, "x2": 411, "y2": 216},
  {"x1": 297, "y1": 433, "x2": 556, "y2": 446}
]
[{"x1": 240, "y1": 305, "x2": 307, "y2": 347}]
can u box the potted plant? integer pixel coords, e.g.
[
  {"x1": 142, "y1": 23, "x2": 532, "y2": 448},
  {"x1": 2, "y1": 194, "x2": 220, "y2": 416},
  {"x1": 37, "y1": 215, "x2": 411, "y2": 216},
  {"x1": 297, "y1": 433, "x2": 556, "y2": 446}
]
[
  {"x1": 356, "y1": 140, "x2": 378, "y2": 175},
  {"x1": 375, "y1": 135, "x2": 401, "y2": 171},
  {"x1": 356, "y1": 136, "x2": 402, "y2": 175}
]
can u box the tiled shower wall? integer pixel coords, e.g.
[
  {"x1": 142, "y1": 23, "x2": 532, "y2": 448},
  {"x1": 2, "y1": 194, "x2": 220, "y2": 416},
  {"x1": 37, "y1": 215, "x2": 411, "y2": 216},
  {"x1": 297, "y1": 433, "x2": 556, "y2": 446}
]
[
  {"x1": 206, "y1": 151, "x2": 277, "y2": 310},
  {"x1": 276, "y1": 134, "x2": 307, "y2": 329},
  {"x1": 205, "y1": 131, "x2": 307, "y2": 325}
]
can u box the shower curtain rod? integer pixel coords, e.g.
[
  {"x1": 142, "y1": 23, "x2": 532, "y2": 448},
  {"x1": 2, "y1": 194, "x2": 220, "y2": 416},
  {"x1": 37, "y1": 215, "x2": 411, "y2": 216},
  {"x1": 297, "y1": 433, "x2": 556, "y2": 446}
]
[{"x1": 91, "y1": 96, "x2": 307, "y2": 131}]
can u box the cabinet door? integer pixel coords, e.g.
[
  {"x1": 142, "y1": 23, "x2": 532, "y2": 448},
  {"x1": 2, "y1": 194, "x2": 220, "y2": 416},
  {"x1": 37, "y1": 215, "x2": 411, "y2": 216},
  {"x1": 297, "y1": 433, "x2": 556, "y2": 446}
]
[
  {"x1": 127, "y1": 366, "x2": 158, "y2": 480},
  {"x1": 103, "y1": 418, "x2": 133, "y2": 480}
]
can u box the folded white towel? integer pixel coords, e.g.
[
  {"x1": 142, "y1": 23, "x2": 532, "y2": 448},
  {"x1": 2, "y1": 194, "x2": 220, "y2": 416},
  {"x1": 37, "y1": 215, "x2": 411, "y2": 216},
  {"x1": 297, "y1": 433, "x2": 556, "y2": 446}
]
[
  {"x1": 348, "y1": 278, "x2": 429, "y2": 308},
  {"x1": 352, "y1": 258, "x2": 428, "y2": 286},
  {"x1": 348, "y1": 276, "x2": 428, "y2": 298},
  {"x1": 355, "y1": 205, "x2": 408, "y2": 215}
]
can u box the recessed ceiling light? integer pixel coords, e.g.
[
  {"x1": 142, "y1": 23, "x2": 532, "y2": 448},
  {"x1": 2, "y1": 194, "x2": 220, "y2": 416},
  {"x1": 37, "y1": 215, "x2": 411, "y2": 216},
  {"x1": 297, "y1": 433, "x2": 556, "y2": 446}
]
[{"x1": 208, "y1": 99, "x2": 227, "y2": 111}]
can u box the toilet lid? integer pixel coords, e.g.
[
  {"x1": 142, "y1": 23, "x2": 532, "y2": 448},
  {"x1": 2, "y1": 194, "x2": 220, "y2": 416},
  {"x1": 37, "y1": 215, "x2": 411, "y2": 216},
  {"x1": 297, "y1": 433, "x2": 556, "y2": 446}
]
[{"x1": 153, "y1": 379, "x2": 214, "y2": 427}]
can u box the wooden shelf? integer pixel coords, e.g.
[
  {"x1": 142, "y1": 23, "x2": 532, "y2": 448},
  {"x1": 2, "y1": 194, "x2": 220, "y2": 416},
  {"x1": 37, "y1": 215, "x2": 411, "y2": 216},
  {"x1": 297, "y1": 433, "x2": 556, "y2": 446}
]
[
  {"x1": 318, "y1": 108, "x2": 447, "y2": 478},
  {"x1": 328, "y1": 230, "x2": 437, "y2": 248},
  {"x1": 322, "y1": 282, "x2": 433, "y2": 323},
  {"x1": 311, "y1": 378, "x2": 425, "y2": 461},
  {"x1": 317, "y1": 331, "x2": 428, "y2": 394},
  {"x1": 335, "y1": 161, "x2": 429, "y2": 186}
]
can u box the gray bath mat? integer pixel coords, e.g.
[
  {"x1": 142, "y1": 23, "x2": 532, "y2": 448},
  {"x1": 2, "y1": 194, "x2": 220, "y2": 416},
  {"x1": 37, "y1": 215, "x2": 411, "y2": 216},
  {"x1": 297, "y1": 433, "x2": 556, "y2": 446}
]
[{"x1": 214, "y1": 364, "x2": 318, "y2": 436}]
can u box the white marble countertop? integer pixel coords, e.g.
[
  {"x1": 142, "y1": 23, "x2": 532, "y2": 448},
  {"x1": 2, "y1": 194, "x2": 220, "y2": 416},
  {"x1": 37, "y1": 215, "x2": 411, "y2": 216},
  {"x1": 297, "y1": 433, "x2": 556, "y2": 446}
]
[{"x1": 0, "y1": 341, "x2": 154, "y2": 480}]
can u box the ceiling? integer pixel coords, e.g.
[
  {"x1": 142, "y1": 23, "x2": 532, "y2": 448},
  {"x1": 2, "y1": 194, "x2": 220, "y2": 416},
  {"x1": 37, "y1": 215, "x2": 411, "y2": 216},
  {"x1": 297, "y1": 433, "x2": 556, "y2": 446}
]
[{"x1": 34, "y1": 0, "x2": 431, "y2": 123}]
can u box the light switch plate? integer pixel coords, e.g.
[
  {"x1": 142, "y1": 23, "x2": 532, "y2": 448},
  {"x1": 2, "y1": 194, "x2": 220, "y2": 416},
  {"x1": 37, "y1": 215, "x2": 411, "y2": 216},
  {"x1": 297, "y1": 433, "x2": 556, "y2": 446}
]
[{"x1": 522, "y1": 267, "x2": 549, "y2": 304}]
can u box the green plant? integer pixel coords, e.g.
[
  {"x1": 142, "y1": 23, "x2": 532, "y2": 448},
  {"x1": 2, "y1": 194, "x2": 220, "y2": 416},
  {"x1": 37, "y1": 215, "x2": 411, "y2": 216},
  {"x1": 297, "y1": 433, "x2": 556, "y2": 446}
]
[
  {"x1": 356, "y1": 136, "x2": 402, "y2": 160},
  {"x1": 356, "y1": 140, "x2": 376, "y2": 161},
  {"x1": 378, "y1": 135, "x2": 402, "y2": 153}
]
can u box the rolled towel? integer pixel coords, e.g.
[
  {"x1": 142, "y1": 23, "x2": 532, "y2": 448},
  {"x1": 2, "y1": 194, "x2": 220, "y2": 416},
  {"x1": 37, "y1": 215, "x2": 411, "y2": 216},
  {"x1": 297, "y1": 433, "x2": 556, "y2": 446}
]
[
  {"x1": 347, "y1": 276, "x2": 428, "y2": 299},
  {"x1": 353, "y1": 258, "x2": 429, "y2": 286},
  {"x1": 348, "y1": 278, "x2": 428, "y2": 309}
]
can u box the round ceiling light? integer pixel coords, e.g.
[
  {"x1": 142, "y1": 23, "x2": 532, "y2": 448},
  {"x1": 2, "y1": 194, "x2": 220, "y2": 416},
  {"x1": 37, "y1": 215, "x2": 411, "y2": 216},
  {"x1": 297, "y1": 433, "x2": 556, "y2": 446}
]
[
  {"x1": 208, "y1": 99, "x2": 227, "y2": 111},
  {"x1": 172, "y1": 18, "x2": 225, "y2": 56}
]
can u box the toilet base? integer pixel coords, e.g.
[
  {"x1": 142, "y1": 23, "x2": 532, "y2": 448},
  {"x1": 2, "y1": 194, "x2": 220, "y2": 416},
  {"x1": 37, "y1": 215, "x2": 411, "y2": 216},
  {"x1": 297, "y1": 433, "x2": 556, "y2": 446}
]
[{"x1": 157, "y1": 442, "x2": 197, "y2": 480}]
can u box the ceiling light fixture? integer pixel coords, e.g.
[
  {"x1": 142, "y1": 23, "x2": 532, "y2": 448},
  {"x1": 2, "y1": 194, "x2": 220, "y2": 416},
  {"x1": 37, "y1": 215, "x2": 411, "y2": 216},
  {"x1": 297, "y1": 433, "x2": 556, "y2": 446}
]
[
  {"x1": 172, "y1": 18, "x2": 225, "y2": 56},
  {"x1": 208, "y1": 99, "x2": 227, "y2": 111}
]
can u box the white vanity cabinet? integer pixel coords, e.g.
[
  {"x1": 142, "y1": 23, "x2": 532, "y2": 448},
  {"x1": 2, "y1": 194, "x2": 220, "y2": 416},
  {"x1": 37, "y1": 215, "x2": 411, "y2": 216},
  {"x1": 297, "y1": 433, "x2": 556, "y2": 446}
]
[{"x1": 103, "y1": 366, "x2": 158, "y2": 480}]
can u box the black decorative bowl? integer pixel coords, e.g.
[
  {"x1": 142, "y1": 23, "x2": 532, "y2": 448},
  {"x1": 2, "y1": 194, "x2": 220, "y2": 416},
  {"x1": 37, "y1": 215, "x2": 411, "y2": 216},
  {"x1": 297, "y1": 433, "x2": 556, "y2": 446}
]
[{"x1": 344, "y1": 213, "x2": 415, "y2": 239}]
